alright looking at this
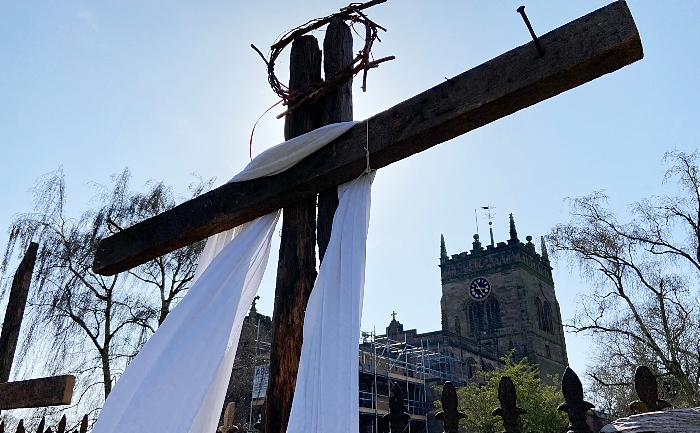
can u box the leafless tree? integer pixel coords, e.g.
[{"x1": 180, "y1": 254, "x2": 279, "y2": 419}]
[
  {"x1": 1, "y1": 168, "x2": 212, "y2": 419},
  {"x1": 548, "y1": 150, "x2": 700, "y2": 412}
]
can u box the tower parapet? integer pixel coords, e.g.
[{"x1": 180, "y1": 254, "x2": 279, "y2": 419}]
[{"x1": 439, "y1": 232, "x2": 553, "y2": 284}]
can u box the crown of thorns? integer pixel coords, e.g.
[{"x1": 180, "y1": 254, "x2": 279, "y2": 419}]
[{"x1": 251, "y1": 0, "x2": 394, "y2": 119}]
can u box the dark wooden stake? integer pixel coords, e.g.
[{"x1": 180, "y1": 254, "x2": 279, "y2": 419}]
[
  {"x1": 0, "y1": 242, "x2": 38, "y2": 383},
  {"x1": 0, "y1": 243, "x2": 73, "y2": 414},
  {"x1": 318, "y1": 16, "x2": 354, "y2": 262},
  {"x1": 57, "y1": 415, "x2": 67, "y2": 433},
  {"x1": 262, "y1": 35, "x2": 322, "y2": 433},
  {"x1": 79, "y1": 414, "x2": 88, "y2": 433}
]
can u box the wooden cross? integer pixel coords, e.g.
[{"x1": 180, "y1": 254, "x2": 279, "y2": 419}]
[
  {"x1": 0, "y1": 243, "x2": 75, "y2": 412},
  {"x1": 90, "y1": 2, "x2": 643, "y2": 433}
]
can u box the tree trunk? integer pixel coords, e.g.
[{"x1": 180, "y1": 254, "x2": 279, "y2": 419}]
[
  {"x1": 101, "y1": 347, "x2": 112, "y2": 398},
  {"x1": 102, "y1": 293, "x2": 113, "y2": 397},
  {"x1": 263, "y1": 35, "x2": 322, "y2": 433},
  {"x1": 318, "y1": 16, "x2": 354, "y2": 262}
]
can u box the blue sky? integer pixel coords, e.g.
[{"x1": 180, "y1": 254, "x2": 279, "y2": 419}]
[{"x1": 2, "y1": 0, "x2": 699, "y2": 387}]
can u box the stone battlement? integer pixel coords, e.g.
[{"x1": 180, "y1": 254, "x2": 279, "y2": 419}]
[{"x1": 440, "y1": 236, "x2": 552, "y2": 284}]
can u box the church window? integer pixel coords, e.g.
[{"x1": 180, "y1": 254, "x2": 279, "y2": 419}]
[
  {"x1": 467, "y1": 302, "x2": 484, "y2": 335},
  {"x1": 545, "y1": 344, "x2": 551, "y2": 358},
  {"x1": 543, "y1": 301, "x2": 553, "y2": 334},
  {"x1": 468, "y1": 298, "x2": 501, "y2": 334},
  {"x1": 485, "y1": 298, "x2": 502, "y2": 330},
  {"x1": 536, "y1": 297, "x2": 554, "y2": 334}
]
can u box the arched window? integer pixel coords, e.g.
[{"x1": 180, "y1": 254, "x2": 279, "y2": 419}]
[
  {"x1": 485, "y1": 298, "x2": 501, "y2": 330},
  {"x1": 535, "y1": 297, "x2": 544, "y2": 331},
  {"x1": 467, "y1": 302, "x2": 484, "y2": 335},
  {"x1": 543, "y1": 301, "x2": 553, "y2": 334}
]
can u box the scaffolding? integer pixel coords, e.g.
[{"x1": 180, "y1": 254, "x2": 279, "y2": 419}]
[
  {"x1": 248, "y1": 322, "x2": 468, "y2": 433},
  {"x1": 358, "y1": 330, "x2": 467, "y2": 433}
]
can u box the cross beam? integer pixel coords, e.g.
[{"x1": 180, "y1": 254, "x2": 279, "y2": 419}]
[
  {"x1": 0, "y1": 243, "x2": 75, "y2": 412},
  {"x1": 93, "y1": 1, "x2": 643, "y2": 276},
  {"x1": 0, "y1": 375, "x2": 75, "y2": 410}
]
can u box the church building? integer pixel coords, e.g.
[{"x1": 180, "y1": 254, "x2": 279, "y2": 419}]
[
  {"x1": 378, "y1": 214, "x2": 567, "y2": 381},
  {"x1": 437, "y1": 213, "x2": 568, "y2": 379},
  {"x1": 366, "y1": 214, "x2": 569, "y2": 431},
  {"x1": 226, "y1": 214, "x2": 569, "y2": 431}
]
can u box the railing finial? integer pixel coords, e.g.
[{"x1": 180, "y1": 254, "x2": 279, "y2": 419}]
[
  {"x1": 492, "y1": 375, "x2": 526, "y2": 433},
  {"x1": 629, "y1": 365, "x2": 672, "y2": 413},
  {"x1": 435, "y1": 381, "x2": 466, "y2": 433},
  {"x1": 380, "y1": 382, "x2": 411, "y2": 433},
  {"x1": 558, "y1": 367, "x2": 594, "y2": 433}
]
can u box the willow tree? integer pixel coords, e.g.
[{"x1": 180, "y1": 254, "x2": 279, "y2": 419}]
[
  {"x1": 1, "y1": 168, "x2": 212, "y2": 410},
  {"x1": 548, "y1": 150, "x2": 700, "y2": 411}
]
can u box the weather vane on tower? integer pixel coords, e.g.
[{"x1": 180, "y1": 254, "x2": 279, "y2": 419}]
[{"x1": 475, "y1": 206, "x2": 497, "y2": 247}]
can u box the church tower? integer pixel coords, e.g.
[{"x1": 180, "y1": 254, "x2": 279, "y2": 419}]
[{"x1": 439, "y1": 214, "x2": 568, "y2": 379}]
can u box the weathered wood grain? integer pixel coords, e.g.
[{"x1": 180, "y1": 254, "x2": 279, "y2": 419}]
[
  {"x1": 0, "y1": 375, "x2": 74, "y2": 410},
  {"x1": 0, "y1": 242, "x2": 38, "y2": 383},
  {"x1": 93, "y1": 1, "x2": 643, "y2": 276},
  {"x1": 318, "y1": 16, "x2": 353, "y2": 262},
  {"x1": 262, "y1": 35, "x2": 321, "y2": 433},
  {"x1": 600, "y1": 407, "x2": 700, "y2": 433}
]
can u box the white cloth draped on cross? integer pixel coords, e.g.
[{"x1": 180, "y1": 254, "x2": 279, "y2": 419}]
[{"x1": 93, "y1": 121, "x2": 372, "y2": 433}]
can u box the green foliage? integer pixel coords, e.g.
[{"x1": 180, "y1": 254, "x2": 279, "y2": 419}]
[{"x1": 449, "y1": 356, "x2": 568, "y2": 433}]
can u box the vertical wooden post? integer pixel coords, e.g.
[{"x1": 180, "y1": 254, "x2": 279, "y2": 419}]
[
  {"x1": 0, "y1": 242, "x2": 38, "y2": 383},
  {"x1": 318, "y1": 16, "x2": 353, "y2": 262},
  {"x1": 263, "y1": 35, "x2": 322, "y2": 433}
]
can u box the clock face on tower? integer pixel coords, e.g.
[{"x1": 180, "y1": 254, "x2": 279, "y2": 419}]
[{"x1": 469, "y1": 277, "x2": 491, "y2": 300}]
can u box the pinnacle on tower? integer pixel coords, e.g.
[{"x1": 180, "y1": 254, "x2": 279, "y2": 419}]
[
  {"x1": 509, "y1": 213, "x2": 519, "y2": 242},
  {"x1": 472, "y1": 233, "x2": 483, "y2": 252},
  {"x1": 440, "y1": 234, "x2": 448, "y2": 264},
  {"x1": 525, "y1": 235, "x2": 536, "y2": 253},
  {"x1": 540, "y1": 236, "x2": 550, "y2": 265}
]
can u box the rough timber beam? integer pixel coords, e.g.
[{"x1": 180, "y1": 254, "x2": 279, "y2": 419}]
[
  {"x1": 93, "y1": 1, "x2": 643, "y2": 275},
  {"x1": 0, "y1": 375, "x2": 75, "y2": 410}
]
